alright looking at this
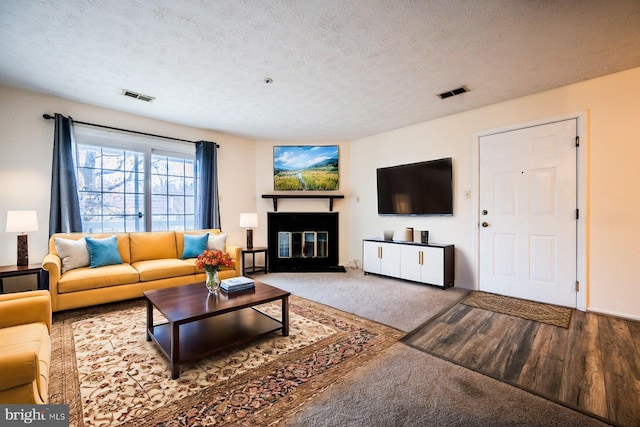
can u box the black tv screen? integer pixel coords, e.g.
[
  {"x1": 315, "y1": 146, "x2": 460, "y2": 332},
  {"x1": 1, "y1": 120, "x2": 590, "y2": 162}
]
[{"x1": 377, "y1": 157, "x2": 453, "y2": 215}]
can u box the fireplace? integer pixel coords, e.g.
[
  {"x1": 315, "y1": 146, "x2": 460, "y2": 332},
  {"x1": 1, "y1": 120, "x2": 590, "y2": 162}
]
[{"x1": 267, "y1": 212, "x2": 343, "y2": 272}]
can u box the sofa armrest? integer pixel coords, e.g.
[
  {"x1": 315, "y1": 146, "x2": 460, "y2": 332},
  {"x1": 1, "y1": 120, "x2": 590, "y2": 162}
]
[
  {"x1": 225, "y1": 245, "x2": 242, "y2": 277},
  {"x1": 0, "y1": 351, "x2": 39, "y2": 392},
  {"x1": 0, "y1": 291, "x2": 52, "y2": 334},
  {"x1": 42, "y1": 254, "x2": 61, "y2": 312},
  {"x1": 42, "y1": 253, "x2": 61, "y2": 284}
]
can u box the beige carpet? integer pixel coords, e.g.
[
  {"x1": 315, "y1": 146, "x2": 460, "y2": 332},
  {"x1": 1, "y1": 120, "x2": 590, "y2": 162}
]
[
  {"x1": 462, "y1": 291, "x2": 573, "y2": 328},
  {"x1": 261, "y1": 269, "x2": 470, "y2": 332},
  {"x1": 48, "y1": 296, "x2": 403, "y2": 427}
]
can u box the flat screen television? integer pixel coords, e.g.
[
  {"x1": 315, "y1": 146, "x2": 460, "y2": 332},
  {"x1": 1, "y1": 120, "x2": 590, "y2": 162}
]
[{"x1": 376, "y1": 157, "x2": 453, "y2": 215}]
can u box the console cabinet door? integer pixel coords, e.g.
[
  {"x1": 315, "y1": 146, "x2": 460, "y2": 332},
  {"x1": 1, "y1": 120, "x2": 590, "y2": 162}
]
[
  {"x1": 363, "y1": 241, "x2": 382, "y2": 274},
  {"x1": 379, "y1": 243, "x2": 401, "y2": 277},
  {"x1": 400, "y1": 245, "x2": 445, "y2": 286},
  {"x1": 363, "y1": 241, "x2": 401, "y2": 277},
  {"x1": 400, "y1": 245, "x2": 423, "y2": 282},
  {"x1": 421, "y1": 246, "x2": 445, "y2": 286}
]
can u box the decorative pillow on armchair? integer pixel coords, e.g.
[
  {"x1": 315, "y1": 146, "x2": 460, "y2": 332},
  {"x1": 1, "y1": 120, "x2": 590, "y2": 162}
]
[{"x1": 54, "y1": 237, "x2": 90, "y2": 273}]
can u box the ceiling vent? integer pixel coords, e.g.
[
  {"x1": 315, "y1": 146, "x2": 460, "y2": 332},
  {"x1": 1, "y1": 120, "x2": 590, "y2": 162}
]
[
  {"x1": 122, "y1": 89, "x2": 155, "y2": 102},
  {"x1": 437, "y1": 86, "x2": 469, "y2": 99}
]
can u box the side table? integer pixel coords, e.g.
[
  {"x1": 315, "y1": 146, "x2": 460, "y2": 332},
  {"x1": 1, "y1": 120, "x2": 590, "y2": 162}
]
[
  {"x1": 0, "y1": 264, "x2": 45, "y2": 293},
  {"x1": 241, "y1": 247, "x2": 268, "y2": 276}
]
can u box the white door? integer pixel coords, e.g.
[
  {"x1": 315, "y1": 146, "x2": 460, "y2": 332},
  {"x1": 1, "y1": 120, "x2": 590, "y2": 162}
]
[{"x1": 479, "y1": 119, "x2": 577, "y2": 307}]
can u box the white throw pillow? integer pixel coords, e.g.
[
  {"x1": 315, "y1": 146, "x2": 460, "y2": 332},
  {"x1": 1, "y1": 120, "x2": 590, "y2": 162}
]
[
  {"x1": 207, "y1": 233, "x2": 227, "y2": 251},
  {"x1": 55, "y1": 237, "x2": 90, "y2": 273}
]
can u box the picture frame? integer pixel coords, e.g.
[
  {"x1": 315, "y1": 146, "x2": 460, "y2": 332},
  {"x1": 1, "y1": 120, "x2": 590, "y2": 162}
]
[{"x1": 273, "y1": 145, "x2": 339, "y2": 191}]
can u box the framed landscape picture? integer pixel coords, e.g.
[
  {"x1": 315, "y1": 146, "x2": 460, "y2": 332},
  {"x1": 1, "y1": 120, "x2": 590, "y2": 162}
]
[{"x1": 273, "y1": 145, "x2": 339, "y2": 191}]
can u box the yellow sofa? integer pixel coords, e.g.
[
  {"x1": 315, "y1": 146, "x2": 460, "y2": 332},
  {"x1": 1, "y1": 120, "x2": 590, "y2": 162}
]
[
  {"x1": 43, "y1": 230, "x2": 241, "y2": 312},
  {"x1": 0, "y1": 290, "x2": 51, "y2": 404}
]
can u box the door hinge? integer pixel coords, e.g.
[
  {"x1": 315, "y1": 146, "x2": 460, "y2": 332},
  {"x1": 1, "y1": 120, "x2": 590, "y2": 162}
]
[
  {"x1": 575, "y1": 136, "x2": 580, "y2": 147},
  {"x1": 576, "y1": 281, "x2": 580, "y2": 292},
  {"x1": 576, "y1": 209, "x2": 579, "y2": 220}
]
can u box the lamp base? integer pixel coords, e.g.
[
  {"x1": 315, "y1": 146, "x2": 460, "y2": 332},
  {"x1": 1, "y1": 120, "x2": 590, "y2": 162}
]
[
  {"x1": 246, "y1": 229, "x2": 253, "y2": 249},
  {"x1": 17, "y1": 234, "x2": 28, "y2": 266}
]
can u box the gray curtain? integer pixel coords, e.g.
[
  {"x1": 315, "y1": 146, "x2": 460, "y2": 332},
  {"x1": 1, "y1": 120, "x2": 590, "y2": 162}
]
[
  {"x1": 49, "y1": 113, "x2": 82, "y2": 235},
  {"x1": 195, "y1": 140, "x2": 220, "y2": 229}
]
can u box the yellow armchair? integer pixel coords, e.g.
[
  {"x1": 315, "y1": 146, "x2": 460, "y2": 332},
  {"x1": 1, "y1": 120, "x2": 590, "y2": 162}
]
[{"x1": 0, "y1": 290, "x2": 52, "y2": 404}]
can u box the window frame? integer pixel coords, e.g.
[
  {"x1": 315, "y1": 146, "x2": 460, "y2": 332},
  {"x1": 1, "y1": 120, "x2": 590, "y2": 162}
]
[{"x1": 73, "y1": 125, "x2": 197, "y2": 233}]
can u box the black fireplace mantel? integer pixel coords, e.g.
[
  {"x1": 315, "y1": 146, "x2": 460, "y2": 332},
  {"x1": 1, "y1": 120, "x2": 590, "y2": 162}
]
[{"x1": 262, "y1": 194, "x2": 345, "y2": 212}]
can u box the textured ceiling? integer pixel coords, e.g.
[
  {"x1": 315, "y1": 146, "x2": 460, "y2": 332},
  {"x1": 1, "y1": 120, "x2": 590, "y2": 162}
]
[{"x1": 1, "y1": 0, "x2": 640, "y2": 141}]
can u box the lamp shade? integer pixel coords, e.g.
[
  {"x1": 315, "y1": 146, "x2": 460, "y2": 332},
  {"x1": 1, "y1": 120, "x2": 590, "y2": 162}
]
[
  {"x1": 6, "y1": 210, "x2": 39, "y2": 233},
  {"x1": 239, "y1": 213, "x2": 258, "y2": 228}
]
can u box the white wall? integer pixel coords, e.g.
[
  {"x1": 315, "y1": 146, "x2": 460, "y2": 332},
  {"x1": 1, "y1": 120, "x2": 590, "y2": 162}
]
[
  {"x1": 0, "y1": 85, "x2": 256, "y2": 272},
  {"x1": 349, "y1": 67, "x2": 640, "y2": 320}
]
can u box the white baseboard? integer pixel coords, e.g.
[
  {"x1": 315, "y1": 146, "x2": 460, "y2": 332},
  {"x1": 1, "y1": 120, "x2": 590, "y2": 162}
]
[{"x1": 587, "y1": 307, "x2": 640, "y2": 322}]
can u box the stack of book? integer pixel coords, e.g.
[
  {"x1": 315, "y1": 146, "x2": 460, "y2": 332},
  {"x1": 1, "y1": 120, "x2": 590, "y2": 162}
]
[{"x1": 221, "y1": 276, "x2": 255, "y2": 293}]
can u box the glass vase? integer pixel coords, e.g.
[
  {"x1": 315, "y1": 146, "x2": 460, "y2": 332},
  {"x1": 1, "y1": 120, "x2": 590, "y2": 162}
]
[{"x1": 205, "y1": 270, "x2": 220, "y2": 294}]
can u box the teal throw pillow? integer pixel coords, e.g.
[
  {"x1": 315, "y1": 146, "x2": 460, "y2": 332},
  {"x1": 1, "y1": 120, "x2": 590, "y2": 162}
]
[
  {"x1": 182, "y1": 233, "x2": 209, "y2": 259},
  {"x1": 86, "y1": 235, "x2": 123, "y2": 268}
]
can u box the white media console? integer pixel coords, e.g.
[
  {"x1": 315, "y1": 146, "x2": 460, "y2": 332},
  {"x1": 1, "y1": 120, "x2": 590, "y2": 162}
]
[{"x1": 362, "y1": 239, "x2": 454, "y2": 289}]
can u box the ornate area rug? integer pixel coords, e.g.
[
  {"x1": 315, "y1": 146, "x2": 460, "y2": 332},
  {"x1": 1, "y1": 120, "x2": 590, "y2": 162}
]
[
  {"x1": 48, "y1": 296, "x2": 403, "y2": 426},
  {"x1": 462, "y1": 291, "x2": 572, "y2": 328}
]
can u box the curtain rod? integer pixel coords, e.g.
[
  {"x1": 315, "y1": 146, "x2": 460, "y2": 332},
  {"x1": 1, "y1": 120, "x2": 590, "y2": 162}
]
[{"x1": 42, "y1": 113, "x2": 219, "y2": 147}]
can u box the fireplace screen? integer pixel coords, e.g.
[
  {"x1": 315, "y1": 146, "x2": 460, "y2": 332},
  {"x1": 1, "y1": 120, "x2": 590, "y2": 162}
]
[{"x1": 278, "y1": 231, "x2": 328, "y2": 259}]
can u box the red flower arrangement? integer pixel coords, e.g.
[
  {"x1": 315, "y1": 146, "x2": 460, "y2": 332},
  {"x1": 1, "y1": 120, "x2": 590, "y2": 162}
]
[{"x1": 195, "y1": 249, "x2": 232, "y2": 272}]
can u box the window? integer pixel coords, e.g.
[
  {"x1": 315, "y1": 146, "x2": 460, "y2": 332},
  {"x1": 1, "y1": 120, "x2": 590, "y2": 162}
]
[
  {"x1": 76, "y1": 145, "x2": 145, "y2": 232},
  {"x1": 73, "y1": 126, "x2": 196, "y2": 233},
  {"x1": 150, "y1": 154, "x2": 195, "y2": 230}
]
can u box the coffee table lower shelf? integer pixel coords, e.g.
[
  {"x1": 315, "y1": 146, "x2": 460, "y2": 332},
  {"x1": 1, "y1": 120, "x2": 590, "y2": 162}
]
[{"x1": 147, "y1": 308, "x2": 284, "y2": 379}]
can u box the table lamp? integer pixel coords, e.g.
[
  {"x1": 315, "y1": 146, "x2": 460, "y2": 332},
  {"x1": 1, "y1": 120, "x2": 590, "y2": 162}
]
[
  {"x1": 239, "y1": 213, "x2": 258, "y2": 249},
  {"x1": 6, "y1": 210, "x2": 39, "y2": 266}
]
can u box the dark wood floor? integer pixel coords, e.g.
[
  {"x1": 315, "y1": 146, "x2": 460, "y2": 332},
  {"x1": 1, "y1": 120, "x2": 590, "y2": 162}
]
[{"x1": 403, "y1": 302, "x2": 640, "y2": 427}]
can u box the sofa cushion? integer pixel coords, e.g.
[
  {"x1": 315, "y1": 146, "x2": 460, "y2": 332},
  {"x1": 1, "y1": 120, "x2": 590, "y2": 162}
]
[
  {"x1": 132, "y1": 259, "x2": 196, "y2": 282},
  {"x1": 54, "y1": 237, "x2": 90, "y2": 273},
  {"x1": 182, "y1": 233, "x2": 209, "y2": 259},
  {"x1": 58, "y1": 264, "x2": 140, "y2": 293},
  {"x1": 0, "y1": 322, "x2": 50, "y2": 403},
  {"x1": 86, "y1": 235, "x2": 123, "y2": 268},
  {"x1": 130, "y1": 231, "x2": 177, "y2": 263}
]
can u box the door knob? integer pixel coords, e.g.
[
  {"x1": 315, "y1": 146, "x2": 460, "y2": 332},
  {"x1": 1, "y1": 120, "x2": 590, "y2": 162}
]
[{"x1": 482, "y1": 222, "x2": 489, "y2": 227}]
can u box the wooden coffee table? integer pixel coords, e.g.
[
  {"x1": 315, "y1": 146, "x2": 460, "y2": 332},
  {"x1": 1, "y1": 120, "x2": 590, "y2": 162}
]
[{"x1": 144, "y1": 280, "x2": 290, "y2": 379}]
